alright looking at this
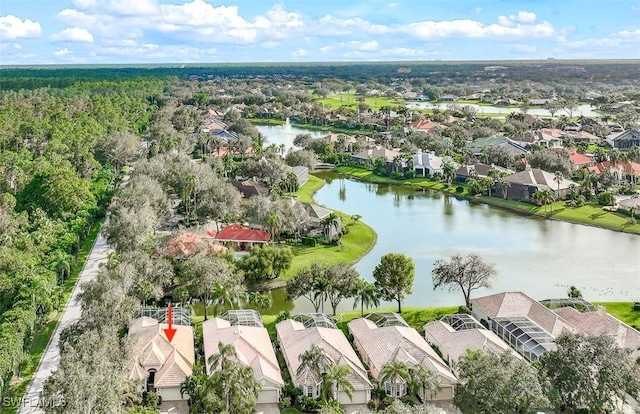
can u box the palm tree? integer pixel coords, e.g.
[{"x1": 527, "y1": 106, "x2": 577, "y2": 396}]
[
  {"x1": 265, "y1": 213, "x2": 281, "y2": 242},
  {"x1": 442, "y1": 160, "x2": 456, "y2": 186},
  {"x1": 208, "y1": 341, "x2": 238, "y2": 372},
  {"x1": 211, "y1": 283, "x2": 243, "y2": 317},
  {"x1": 553, "y1": 171, "x2": 564, "y2": 207},
  {"x1": 380, "y1": 361, "x2": 411, "y2": 398},
  {"x1": 533, "y1": 188, "x2": 555, "y2": 214},
  {"x1": 322, "y1": 364, "x2": 354, "y2": 402},
  {"x1": 246, "y1": 291, "x2": 272, "y2": 310},
  {"x1": 351, "y1": 278, "x2": 380, "y2": 316},
  {"x1": 409, "y1": 366, "x2": 440, "y2": 403},
  {"x1": 297, "y1": 344, "x2": 333, "y2": 379}
]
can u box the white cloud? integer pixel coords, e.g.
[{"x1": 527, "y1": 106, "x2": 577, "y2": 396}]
[
  {"x1": 402, "y1": 17, "x2": 555, "y2": 39},
  {"x1": 51, "y1": 27, "x2": 94, "y2": 42},
  {"x1": 53, "y1": 48, "x2": 73, "y2": 58},
  {"x1": 292, "y1": 48, "x2": 307, "y2": 56},
  {"x1": 511, "y1": 11, "x2": 536, "y2": 23},
  {"x1": 510, "y1": 43, "x2": 537, "y2": 53},
  {"x1": 318, "y1": 40, "x2": 380, "y2": 54},
  {"x1": 72, "y1": 0, "x2": 158, "y2": 16},
  {"x1": 565, "y1": 29, "x2": 640, "y2": 48},
  {"x1": 318, "y1": 15, "x2": 390, "y2": 35},
  {"x1": 0, "y1": 15, "x2": 42, "y2": 39}
]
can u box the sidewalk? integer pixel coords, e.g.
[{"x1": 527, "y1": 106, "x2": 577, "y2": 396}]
[{"x1": 18, "y1": 232, "x2": 111, "y2": 414}]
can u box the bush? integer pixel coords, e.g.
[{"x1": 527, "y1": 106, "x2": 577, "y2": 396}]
[
  {"x1": 298, "y1": 395, "x2": 321, "y2": 413},
  {"x1": 278, "y1": 396, "x2": 292, "y2": 409},
  {"x1": 141, "y1": 391, "x2": 161, "y2": 407},
  {"x1": 457, "y1": 305, "x2": 472, "y2": 314},
  {"x1": 382, "y1": 396, "x2": 395, "y2": 407},
  {"x1": 456, "y1": 186, "x2": 464, "y2": 193},
  {"x1": 598, "y1": 191, "x2": 615, "y2": 206},
  {"x1": 302, "y1": 237, "x2": 317, "y2": 247},
  {"x1": 400, "y1": 395, "x2": 414, "y2": 406}
]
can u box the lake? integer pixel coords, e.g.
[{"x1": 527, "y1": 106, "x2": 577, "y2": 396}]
[
  {"x1": 255, "y1": 119, "x2": 328, "y2": 153},
  {"x1": 405, "y1": 102, "x2": 599, "y2": 117},
  {"x1": 272, "y1": 173, "x2": 639, "y2": 314}
]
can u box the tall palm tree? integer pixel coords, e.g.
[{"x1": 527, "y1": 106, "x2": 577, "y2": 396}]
[
  {"x1": 208, "y1": 341, "x2": 238, "y2": 373},
  {"x1": 442, "y1": 160, "x2": 456, "y2": 186},
  {"x1": 380, "y1": 361, "x2": 411, "y2": 398},
  {"x1": 409, "y1": 366, "x2": 440, "y2": 403},
  {"x1": 246, "y1": 291, "x2": 272, "y2": 310},
  {"x1": 553, "y1": 171, "x2": 564, "y2": 199},
  {"x1": 351, "y1": 278, "x2": 380, "y2": 316},
  {"x1": 533, "y1": 188, "x2": 555, "y2": 214},
  {"x1": 322, "y1": 364, "x2": 354, "y2": 402},
  {"x1": 265, "y1": 213, "x2": 281, "y2": 242},
  {"x1": 211, "y1": 283, "x2": 243, "y2": 317}
]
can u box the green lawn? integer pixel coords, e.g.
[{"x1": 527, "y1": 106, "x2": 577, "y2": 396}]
[
  {"x1": 317, "y1": 93, "x2": 405, "y2": 111},
  {"x1": 336, "y1": 166, "x2": 640, "y2": 235},
  {"x1": 3, "y1": 221, "x2": 103, "y2": 414},
  {"x1": 284, "y1": 175, "x2": 377, "y2": 279},
  {"x1": 595, "y1": 302, "x2": 640, "y2": 328}
]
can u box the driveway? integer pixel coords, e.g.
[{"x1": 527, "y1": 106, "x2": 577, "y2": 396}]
[{"x1": 18, "y1": 232, "x2": 111, "y2": 414}]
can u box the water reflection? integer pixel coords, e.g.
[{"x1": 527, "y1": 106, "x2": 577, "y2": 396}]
[{"x1": 272, "y1": 173, "x2": 640, "y2": 312}]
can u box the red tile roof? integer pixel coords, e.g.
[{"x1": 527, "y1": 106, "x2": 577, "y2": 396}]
[
  {"x1": 412, "y1": 119, "x2": 443, "y2": 132},
  {"x1": 568, "y1": 151, "x2": 592, "y2": 166},
  {"x1": 587, "y1": 160, "x2": 640, "y2": 176},
  {"x1": 215, "y1": 224, "x2": 270, "y2": 243}
]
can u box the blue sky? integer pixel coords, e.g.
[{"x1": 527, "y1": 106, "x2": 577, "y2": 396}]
[{"x1": 1, "y1": 0, "x2": 639, "y2": 64}]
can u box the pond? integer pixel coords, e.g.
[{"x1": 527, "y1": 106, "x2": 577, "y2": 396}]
[
  {"x1": 192, "y1": 174, "x2": 640, "y2": 317},
  {"x1": 254, "y1": 119, "x2": 328, "y2": 153},
  {"x1": 405, "y1": 102, "x2": 599, "y2": 117}
]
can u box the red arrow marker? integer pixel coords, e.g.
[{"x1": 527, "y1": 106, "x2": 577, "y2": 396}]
[{"x1": 164, "y1": 306, "x2": 177, "y2": 343}]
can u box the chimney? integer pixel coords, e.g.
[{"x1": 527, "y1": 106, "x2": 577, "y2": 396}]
[{"x1": 596, "y1": 305, "x2": 606, "y2": 317}]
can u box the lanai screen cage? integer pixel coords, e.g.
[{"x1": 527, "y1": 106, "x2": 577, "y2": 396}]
[
  {"x1": 491, "y1": 316, "x2": 557, "y2": 362},
  {"x1": 365, "y1": 312, "x2": 409, "y2": 328},
  {"x1": 220, "y1": 309, "x2": 264, "y2": 327},
  {"x1": 293, "y1": 313, "x2": 338, "y2": 329},
  {"x1": 440, "y1": 314, "x2": 484, "y2": 331},
  {"x1": 133, "y1": 307, "x2": 191, "y2": 326},
  {"x1": 539, "y1": 297, "x2": 596, "y2": 313}
]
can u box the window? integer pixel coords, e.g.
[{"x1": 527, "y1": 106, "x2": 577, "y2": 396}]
[
  {"x1": 307, "y1": 386, "x2": 313, "y2": 398},
  {"x1": 147, "y1": 369, "x2": 157, "y2": 392}
]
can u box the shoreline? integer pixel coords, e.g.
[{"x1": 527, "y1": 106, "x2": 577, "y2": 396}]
[{"x1": 334, "y1": 166, "x2": 640, "y2": 236}]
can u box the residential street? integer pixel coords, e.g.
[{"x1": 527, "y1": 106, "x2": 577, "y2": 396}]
[{"x1": 18, "y1": 232, "x2": 110, "y2": 414}]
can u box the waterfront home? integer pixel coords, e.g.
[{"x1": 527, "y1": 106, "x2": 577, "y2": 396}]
[
  {"x1": 606, "y1": 129, "x2": 640, "y2": 149},
  {"x1": 348, "y1": 313, "x2": 457, "y2": 401},
  {"x1": 454, "y1": 163, "x2": 514, "y2": 182},
  {"x1": 126, "y1": 315, "x2": 194, "y2": 402},
  {"x1": 276, "y1": 314, "x2": 373, "y2": 405},
  {"x1": 466, "y1": 136, "x2": 528, "y2": 157},
  {"x1": 413, "y1": 150, "x2": 445, "y2": 177},
  {"x1": 424, "y1": 314, "x2": 520, "y2": 374},
  {"x1": 351, "y1": 146, "x2": 401, "y2": 174},
  {"x1": 202, "y1": 310, "x2": 284, "y2": 406},
  {"x1": 587, "y1": 160, "x2": 640, "y2": 183},
  {"x1": 214, "y1": 224, "x2": 270, "y2": 250},
  {"x1": 503, "y1": 168, "x2": 579, "y2": 202},
  {"x1": 471, "y1": 291, "x2": 580, "y2": 361},
  {"x1": 291, "y1": 165, "x2": 309, "y2": 187}
]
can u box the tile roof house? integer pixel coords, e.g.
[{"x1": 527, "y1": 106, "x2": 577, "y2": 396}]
[
  {"x1": 503, "y1": 168, "x2": 579, "y2": 203},
  {"x1": 411, "y1": 119, "x2": 445, "y2": 133},
  {"x1": 471, "y1": 292, "x2": 581, "y2": 361},
  {"x1": 127, "y1": 317, "x2": 194, "y2": 402},
  {"x1": 566, "y1": 150, "x2": 594, "y2": 169},
  {"x1": 215, "y1": 224, "x2": 270, "y2": 250},
  {"x1": 233, "y1": 179, "x2": 269, "y2": 198},
  {"x1": 276, "y1": 318, "x2": 373, "y2": 405},
  {"x1": 163, "y1": 231, "x2": 227, "y2": 259},
  {"x1": 351, "y1": 146, "x2": 402, "y2": 174},
  {"x1": 466, "y1": 136, "x2": 528, "y2": 156},
  {"x1": 587, "y1": 160, "x2": 640, "y2": 182},
  {"x1": 536, "y1": 128, "x2": 565, "y2": 148},
  {"x1": 348, "y1": 315, "x2": 457, "y2": 402},
  {"x1": 553, "y1": 306, "x2": 640, "y2": 356},
  {"x1": 455, "y1": 163, "x2": 514, "y2": 182},
  {"x1": 424, "y1": 315, "x2": 520, "y2": 374},
  {"x1": 606, "y1": 129, "x2": 640, "y2": 150},
  {"x1": 202, "y1": 315, "x2": 284, "y2": 405}
]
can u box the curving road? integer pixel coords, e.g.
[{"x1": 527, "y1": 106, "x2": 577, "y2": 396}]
[{"x1": 18, "y1": 232, "x2": 110, "y2": 414}]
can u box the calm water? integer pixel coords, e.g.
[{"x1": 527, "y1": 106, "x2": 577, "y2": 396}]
[
  {"x1": 406, "y1": 102, "x2": 599, "y2": 117},
  {"x1": 255, "y1": 120, "x2": 327, "y2": 153},
  {"x1": 256, "y1": 173, "x2": 639, "y2": 315}
]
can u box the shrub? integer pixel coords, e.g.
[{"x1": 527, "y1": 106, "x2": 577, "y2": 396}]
[
  {"x1": 382, "y1": 396, "x2": 395, "y2": 407},
  {"x1": 275, "y1": 311, "x2": 291, "y2": 325},
  {"x1": 278, "y1": 396, "x2": 292, "y2": 409},
  {"x1": 456, "y1": 186, "x2": 464, "y2": 193},
  {"x1": 297, "y1": 395, "x2": 321, "y2": 413},
  {"x1": 457, "y1": 305, "x2": 472, "y2": 314},
  {"x1": 598, "y1": 191, "x2": 615, "y2": 206}
]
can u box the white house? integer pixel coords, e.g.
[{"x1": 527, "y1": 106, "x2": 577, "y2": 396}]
[{"x1": 413, "y1": 150, "x2": 446, "y2": 177}]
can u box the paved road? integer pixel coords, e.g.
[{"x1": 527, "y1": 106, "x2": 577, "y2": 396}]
[{"x1": 18, "y1": 232, "x2": 110, "y2": 414}]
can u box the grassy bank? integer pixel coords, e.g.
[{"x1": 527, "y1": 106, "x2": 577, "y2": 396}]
[
  {"x1": 335, "y1": 166, "x2": 640, "y2": 235},
  {"x1": 284, "y1": 175, "x2": 377, "y2": 279},
  {"x1": 595, "y1": 302, "x2": 640, "y2": 328},
  {"x1": 317, "y1": 93, "x2": 405, "y2": 111},
  {"x1": 3, "y1": 221, "x2": 103, "y2": 414}
]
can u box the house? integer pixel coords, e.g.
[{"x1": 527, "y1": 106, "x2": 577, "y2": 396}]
[
  {"x1": 503, "y1": 168, "x2": 579, "y2": 202},
  {"x1": 552, "y1": 306, "x2": 640, "y2": 355},
  {"x1": 439, "y1": 94, "x2": 458, "y2": 102},
  {"x1": 618, "y1": 197, "x2": 640, "y2": 215},
  {"x1": 587, "y1": 160, "x2": 640, "y2": 183},
  {"x1": 276, "y1": 315, "x2": 373, "y2": 405},
  {"x1": 424, "y1": 314, "x2": 520, "y2": 373},
  {"x1": 564, "y1": 130, "x2": 601, "y2": 143},
  {"x1": 215, "y1": 224, "x2": 270, "y2": 250},
  {"x1": 351, "y1": 146, "x2": 401, "y2": 173},
  {"x1": 470, "y1": 291, "x2": 581, "y2": 361},
  {"x1": 302, "y1": 202, "x2": 332, "y2": 224},
  {"x1": 466, "y1": 136, "x2": 528, "y2": 157},
  {"x1": 202, "y1": 310, "x2": 284, "y2": 406},
  {"x1": 411, "y1": 119, "x2": 444, "y2": 134},
  {"x1": 163, "y1": 232, "x2": 228, "y2": 260},
  {"x1": 536, "y1": 128, "x2": 565, "y2": 148},
  {"x1": 606, "y1": 129, "x2": 640, "y2": 149},
  {"x1": 413, "y1": 150, "x2": 445, "y2": 177},
  {"x1": 455, "y1": 163, "x2": 513, "y2": 182},
  {"x1": 566, "y1": 150, "x2": 594, "y2": 170},
  {"x1": 233, "y1": 179, "x2": 269, "y2": 198},
  {"x1": 348, "y1": 313, "x2": 457, "y2": 401},
  {"x1": 292, "y1": 166, "x2": 309, "y2": 187},
  {"x1": 313, "y1": 133, "x2": 358, "y2": 152},
  {"x1": 126, "y1": 314, "x2": 194, "y2": 402}
]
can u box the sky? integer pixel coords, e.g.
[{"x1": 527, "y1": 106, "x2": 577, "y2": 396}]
[{"x1": 0, "y1": 0, "x2": 639, "y2": 65}]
